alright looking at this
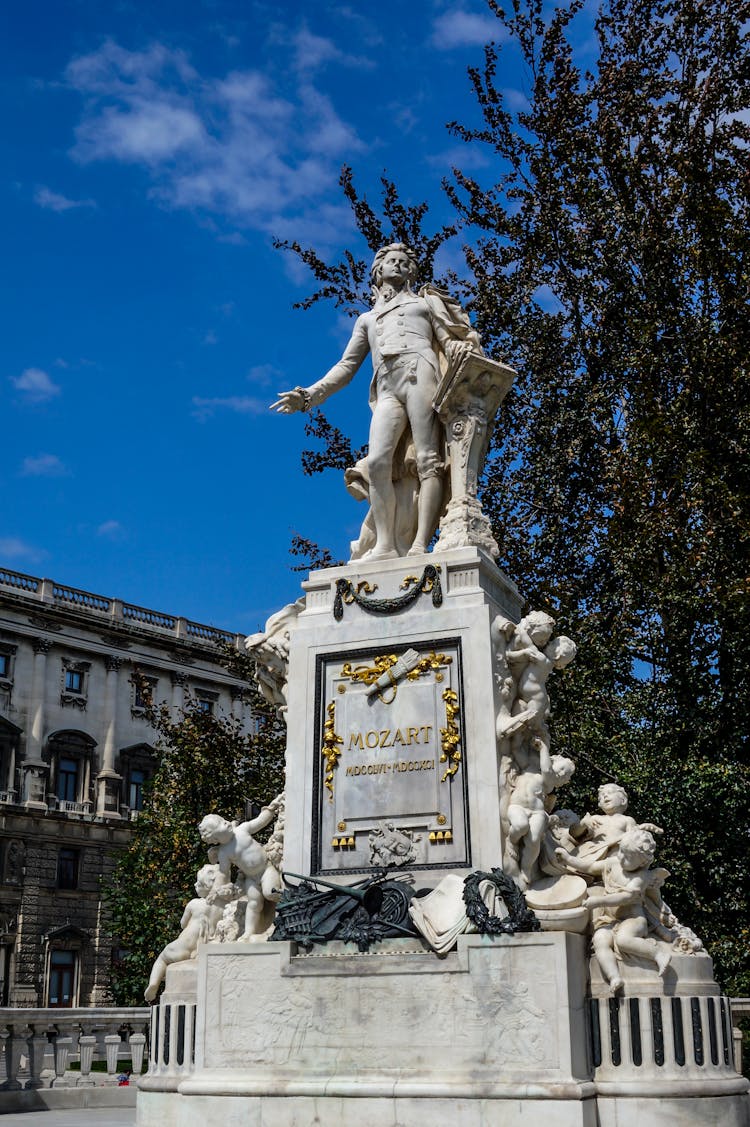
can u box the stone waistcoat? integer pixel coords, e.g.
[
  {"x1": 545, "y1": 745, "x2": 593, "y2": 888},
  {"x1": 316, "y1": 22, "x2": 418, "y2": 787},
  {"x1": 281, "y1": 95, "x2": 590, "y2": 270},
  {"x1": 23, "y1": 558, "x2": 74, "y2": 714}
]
[{"x1": 308, "y1": 292, "x2": 443, "y2": 412}]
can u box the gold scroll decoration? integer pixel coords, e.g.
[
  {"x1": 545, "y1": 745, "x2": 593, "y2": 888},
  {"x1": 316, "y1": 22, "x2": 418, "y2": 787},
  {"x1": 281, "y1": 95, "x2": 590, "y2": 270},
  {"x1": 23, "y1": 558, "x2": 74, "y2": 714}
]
[
  {"x1": 321, "y1": 700, "x2": 343, "y2": 801},
  {"x1": 439, "y1": 688, "x2": 461, "y2": 782}
]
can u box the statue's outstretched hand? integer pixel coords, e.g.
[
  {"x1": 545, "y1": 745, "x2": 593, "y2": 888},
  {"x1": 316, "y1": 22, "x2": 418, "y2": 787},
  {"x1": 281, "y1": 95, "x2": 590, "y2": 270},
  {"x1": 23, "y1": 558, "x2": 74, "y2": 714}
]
[{"x1": 270, "y1": 387, "x2": 309, "y2": 414}]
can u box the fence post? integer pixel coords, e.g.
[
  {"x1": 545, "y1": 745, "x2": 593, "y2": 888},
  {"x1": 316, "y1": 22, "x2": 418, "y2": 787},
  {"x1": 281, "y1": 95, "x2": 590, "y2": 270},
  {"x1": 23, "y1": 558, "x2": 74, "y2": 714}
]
[
  {"x1": 77, "y1": 1034, "x2": 97, "y2": 1087},
  {"x1": 104, "y1": 1032, "x2": 121, "y2": 1084},
  {"x1": 52, "y1": 1035, "x2": 73, "y2": 1088},
  {"x1": 129, "y1": 1031, "x2": 147, "y2": 1076},
  {"x1": 25, "y1": 1029, "x2": 49, "y2": 1090}
]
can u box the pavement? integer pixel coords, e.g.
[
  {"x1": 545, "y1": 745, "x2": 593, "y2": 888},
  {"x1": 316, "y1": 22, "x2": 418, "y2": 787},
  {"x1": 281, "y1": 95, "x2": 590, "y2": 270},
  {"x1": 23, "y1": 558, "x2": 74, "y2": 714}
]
[{"x1": 0, "y1": 1112, "x2": 135, "y2": 1125}]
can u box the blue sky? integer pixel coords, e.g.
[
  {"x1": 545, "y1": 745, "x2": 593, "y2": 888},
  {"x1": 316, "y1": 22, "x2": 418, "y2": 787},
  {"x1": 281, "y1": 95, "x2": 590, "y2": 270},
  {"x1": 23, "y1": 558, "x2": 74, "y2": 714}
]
[{"x1": 2, "y1": 0, "x2": 531, "y2": 634}]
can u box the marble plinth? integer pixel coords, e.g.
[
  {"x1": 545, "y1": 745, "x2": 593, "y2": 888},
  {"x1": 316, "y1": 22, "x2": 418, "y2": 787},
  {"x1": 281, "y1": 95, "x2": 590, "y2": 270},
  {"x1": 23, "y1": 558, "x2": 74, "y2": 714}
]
[
  {"x1": 139, "y1": 931, "x2": 598, "y2": 1127},
  {"x1": 284, "y1": 546, "x2": 524, "y2": 884}
]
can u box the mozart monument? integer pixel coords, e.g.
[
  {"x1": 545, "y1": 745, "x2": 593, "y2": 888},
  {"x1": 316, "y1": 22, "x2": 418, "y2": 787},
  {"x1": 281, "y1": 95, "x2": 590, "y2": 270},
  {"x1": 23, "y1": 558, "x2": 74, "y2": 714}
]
[{"x1": 136, "y1": 245, "x2": 749, "y2": 1126}]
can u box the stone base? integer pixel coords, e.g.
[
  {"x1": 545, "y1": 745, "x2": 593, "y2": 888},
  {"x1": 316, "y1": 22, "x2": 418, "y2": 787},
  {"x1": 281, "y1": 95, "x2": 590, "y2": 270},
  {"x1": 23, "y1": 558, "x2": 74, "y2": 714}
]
[
  {"x1": 138, "y1": 933, "x2": 749, "y2": 1127},
  {"x1": 138, "y1": 1090, "x2": 597, "y2": 1127},
  {"x1": 139, "y1": 932, "x2": 596, "y2": 1126}
]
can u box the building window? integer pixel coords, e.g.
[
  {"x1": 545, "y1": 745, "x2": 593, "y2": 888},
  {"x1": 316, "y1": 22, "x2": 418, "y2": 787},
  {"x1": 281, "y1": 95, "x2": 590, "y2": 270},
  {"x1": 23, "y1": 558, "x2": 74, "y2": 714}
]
[
  {"x1": 197, "y1": 696, "x2": 214, "y2": 715},
  {"x1": 128, "y1": 768, "x2": 146, "y2": 811},
  {"x1": 57, "y1": 758, "x2": 79, "y2": 804},
  {"x1": 57, "y1": 848, "x2": 79, "y2": 890},
  {"x1": 60, "y1": 660, "x2": 90, "y2": 710},
  {"x1": 131, "y1": 674, "x2": 158, "y2": 717},
  {"x1": 48, "y1": 950, "x2": 77, "y2": 1008},
  {"x1": 64, "y1": 669, "x2": 83, "y2": 694},
  {"x1": 0, "y1": 643, "x2": 16, "y2": 685}
]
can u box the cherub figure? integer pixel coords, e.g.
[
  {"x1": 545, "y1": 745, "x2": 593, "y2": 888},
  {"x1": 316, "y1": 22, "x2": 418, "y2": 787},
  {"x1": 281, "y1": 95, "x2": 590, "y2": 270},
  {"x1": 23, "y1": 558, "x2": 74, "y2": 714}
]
[
  {"x1": 144, "y1": 864, "x2": 222, "y2": 1003},
  {"x1": 558, "y1": 827, "x2": 672, "y2": 993},
  {"x1": 504, "y1": 738, "x2": 576, "y2": 889},
  {"x1": 561, "y1": 783, "x2": 662, "y2": 869},
  {"x1": 198, "y1": 793, "x2": 284, "y2": 942},
  {"x1": 494, "y1": 611, "x2": 577, "y2": 768}
]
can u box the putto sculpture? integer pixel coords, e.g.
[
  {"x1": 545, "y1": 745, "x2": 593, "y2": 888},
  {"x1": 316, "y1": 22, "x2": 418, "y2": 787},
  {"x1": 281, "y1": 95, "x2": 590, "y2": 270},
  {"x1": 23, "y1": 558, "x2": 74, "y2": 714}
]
[
  {"x1": 272, "y1": 242, "x2": 515, "y2": 561},
  {"x1": 198, "y1": 793, "x2": 285, "y2": 942},
  {"x1": 144, "y1": 864, "x2": 231, "y2": 1002}
]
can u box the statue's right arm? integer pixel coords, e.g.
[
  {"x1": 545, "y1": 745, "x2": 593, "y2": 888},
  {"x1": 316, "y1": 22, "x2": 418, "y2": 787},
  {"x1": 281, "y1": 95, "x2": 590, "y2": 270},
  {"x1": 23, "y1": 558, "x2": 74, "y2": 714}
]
[{"x1": 270, "y1": 314, "x2": 370, "y2": 413}]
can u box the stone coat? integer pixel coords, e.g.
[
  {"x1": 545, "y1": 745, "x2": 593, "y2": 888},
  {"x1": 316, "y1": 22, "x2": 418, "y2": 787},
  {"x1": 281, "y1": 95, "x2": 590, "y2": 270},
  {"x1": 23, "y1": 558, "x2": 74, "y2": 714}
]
[{"x1": 308, "y1": 291, "x2": 451, "y2": 411}]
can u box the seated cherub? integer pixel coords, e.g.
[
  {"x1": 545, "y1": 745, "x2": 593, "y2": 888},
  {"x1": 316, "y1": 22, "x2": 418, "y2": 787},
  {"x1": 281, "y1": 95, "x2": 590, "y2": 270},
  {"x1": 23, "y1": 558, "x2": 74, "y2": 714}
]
[
  {"x1": 557, "y1": 827, "x2": 671, "y2": 993},
  {"x1": 144, "y1": 864, "x2": 221, "y2": 1003}
]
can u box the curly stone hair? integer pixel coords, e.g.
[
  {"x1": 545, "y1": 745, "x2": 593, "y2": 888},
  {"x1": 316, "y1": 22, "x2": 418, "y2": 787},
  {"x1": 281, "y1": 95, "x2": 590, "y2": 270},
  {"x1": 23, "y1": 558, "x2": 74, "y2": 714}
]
[{"x1": 370, "y1": 242, "x2": 420, "y2": 294}]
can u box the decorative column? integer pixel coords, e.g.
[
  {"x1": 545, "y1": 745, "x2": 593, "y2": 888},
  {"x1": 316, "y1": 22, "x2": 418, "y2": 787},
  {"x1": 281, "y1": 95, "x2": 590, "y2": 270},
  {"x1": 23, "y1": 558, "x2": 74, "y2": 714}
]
[
  {"x1": 171, "y1": 671, "x2": 188, "y2": 718},
  {"x1": 96, "y1": 655, "x2": 123, "y2": 817},
  {"x1": 22, "y1": 637, "x2": 52, "y2": 808}
]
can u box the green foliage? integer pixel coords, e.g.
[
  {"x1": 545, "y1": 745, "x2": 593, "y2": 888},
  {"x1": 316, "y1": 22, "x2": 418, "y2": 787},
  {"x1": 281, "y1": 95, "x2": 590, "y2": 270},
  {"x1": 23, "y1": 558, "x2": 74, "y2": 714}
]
[
  {"x1": 104, "y1": 668, "x2": 285, "y2": 1005},
  {"x1": 279, "y1": 0, "x2": 750, "y2": 993}
]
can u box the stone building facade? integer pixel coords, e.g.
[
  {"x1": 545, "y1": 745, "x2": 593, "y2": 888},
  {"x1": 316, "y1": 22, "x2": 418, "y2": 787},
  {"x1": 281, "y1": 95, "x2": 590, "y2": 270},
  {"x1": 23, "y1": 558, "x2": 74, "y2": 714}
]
[{"x1": 0, "y1": 566, "x2": 251, "y2": 1007}]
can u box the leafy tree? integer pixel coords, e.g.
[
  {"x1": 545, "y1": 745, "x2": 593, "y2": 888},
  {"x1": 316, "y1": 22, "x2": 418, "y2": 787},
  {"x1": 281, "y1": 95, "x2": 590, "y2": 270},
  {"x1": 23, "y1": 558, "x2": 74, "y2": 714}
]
[
  {"x1": 105, "y1": 667, "x2": 285, "y2": 1005},
  {"x1": 279, "y1": 0, "x2": 750, "y2": 993}
]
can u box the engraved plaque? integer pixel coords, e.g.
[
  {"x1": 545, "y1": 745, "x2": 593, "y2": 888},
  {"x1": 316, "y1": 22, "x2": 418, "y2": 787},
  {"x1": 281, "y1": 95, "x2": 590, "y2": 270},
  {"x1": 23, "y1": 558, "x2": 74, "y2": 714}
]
[{"x1": 312, "y1": 638, "x2": 469, "y2": 874}]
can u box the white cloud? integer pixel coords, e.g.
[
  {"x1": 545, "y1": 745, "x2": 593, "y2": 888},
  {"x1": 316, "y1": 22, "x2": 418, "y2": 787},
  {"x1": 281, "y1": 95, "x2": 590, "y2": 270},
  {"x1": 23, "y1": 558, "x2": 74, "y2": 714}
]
[
  {"x1": 20, "y1": 453, "x2": 69, "y2": 477},
  {"x1": 0, "y1": 537, "x2": 46, "y2": 564},
  {"x1": 430, "y1": 8, "x2": 503, "y2": 50},
  {"x1": 34, "y1": 186, "x2": 96, "y2": 212},
  {"x1": 191, "y1": 394, "x2": 267, "y2": 420},
  {"x1": 426, "y1": 144, "x2": 490, "y2": 171},
  {"x1": 246, "y1": 363, "x2": 280, "y2": 387},
  {"x1": 290, "y1": 26, "x2": 373, "y2": 74},
  {"x1": 11, "y1": 367, "x2": 61, "y2": 403},
  {"x1": 97, "y1": 519, "x2": 125, "y2": 539},
  {"x1": 65, "y1": 39, "x2": 365, "y2": 241}
]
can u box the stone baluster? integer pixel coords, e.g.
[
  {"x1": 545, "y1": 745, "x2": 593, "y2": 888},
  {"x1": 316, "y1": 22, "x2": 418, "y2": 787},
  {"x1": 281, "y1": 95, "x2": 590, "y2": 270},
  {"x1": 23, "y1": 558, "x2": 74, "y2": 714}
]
[
  {"x1": 96, "y1": 655, "x2": 123, "y2": 816},
  {"x1": 25, "y1": 1027, "x2": 50, "y2": 1090},
  {"x1": 0, "y1": 1024, "x2": 27, "y2": 1090},
  {"x1": 77, "y1": 1033, "x2": 96, "y2": 1086},
  {"x1": 104, "y1": 1032, "x2": 121, "y2": 1083},
  {"x1": 52, "y1": 1034, "x2": 72, "y2": 1087},
  {"x1": 129, "y1": 1030, "x2": 147, "y2": 1076}
]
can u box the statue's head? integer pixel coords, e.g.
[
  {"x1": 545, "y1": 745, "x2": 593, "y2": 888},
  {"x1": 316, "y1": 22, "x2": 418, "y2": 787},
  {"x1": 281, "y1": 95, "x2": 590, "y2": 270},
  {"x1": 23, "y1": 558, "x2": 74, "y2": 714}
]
[
  {"x1": 598, "y1": 782, "x2": 627, "y2": 813},
  {"x1": 551, "y1": 754, "x2": 575, "y2": 785},
  {"x1": 519, "y1": 610, "x2": 556, "y2": 646},
  {"x1": 546, "y1": 634, "x2": 577, "y2": 668},
  {"x1": 370, "y1": 243, "x2": 419, "y2": 293},
  {"x1": 199, "y1": 813, "x2": 231, "y2": 843},
  {"x1": 619, "y1": 827, "x2": 656, "y2": 870},
  {"x1": 195, "y1": 863, "x2": 218, "y2": 896}
]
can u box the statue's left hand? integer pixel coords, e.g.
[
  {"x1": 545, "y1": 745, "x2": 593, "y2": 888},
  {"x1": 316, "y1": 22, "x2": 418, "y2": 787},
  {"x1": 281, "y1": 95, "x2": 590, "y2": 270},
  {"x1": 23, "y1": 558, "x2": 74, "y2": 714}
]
[{"x1": 444, "y1": 339, "x2": 474, "y2": 365}]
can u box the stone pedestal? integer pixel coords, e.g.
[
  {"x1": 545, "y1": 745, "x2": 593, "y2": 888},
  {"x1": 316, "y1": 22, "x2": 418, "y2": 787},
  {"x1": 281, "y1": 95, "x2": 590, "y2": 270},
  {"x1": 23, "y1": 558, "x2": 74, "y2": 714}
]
[
  {"x1": 284, "y1": 547, "x2": 523, "y2": 884},
  {"x1": 139, "y1": 932, "x2": 598, "y2": 1127},
  {"x1": 589, "y1": 954, "x2": 748, "y2": 1126}
]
